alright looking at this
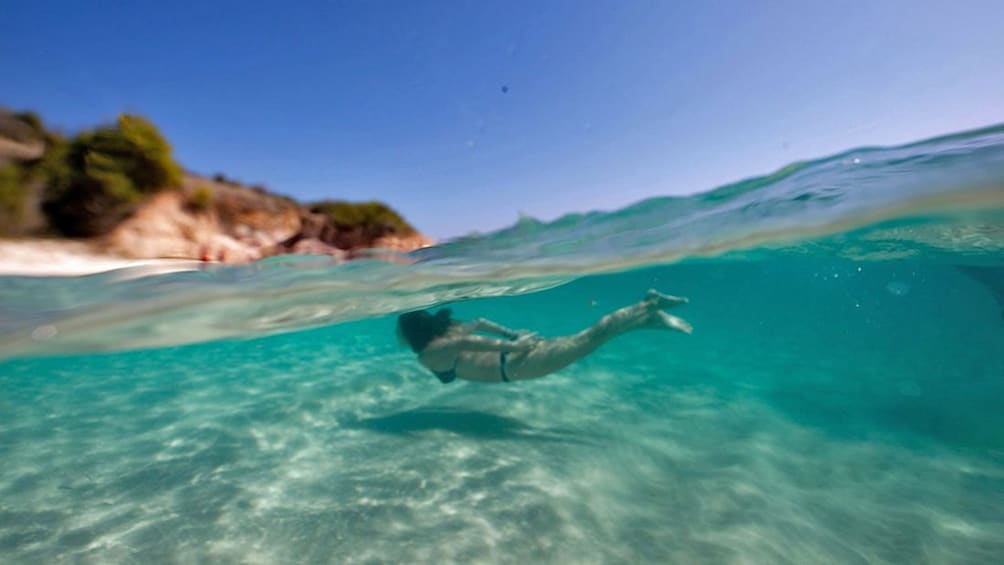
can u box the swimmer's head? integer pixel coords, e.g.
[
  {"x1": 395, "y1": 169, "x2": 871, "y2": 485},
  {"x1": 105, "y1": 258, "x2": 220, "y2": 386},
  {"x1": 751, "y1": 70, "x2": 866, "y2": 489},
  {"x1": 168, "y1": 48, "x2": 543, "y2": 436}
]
[{"x1": 396, "y1": 308, "x2": 454, "y2": 353}]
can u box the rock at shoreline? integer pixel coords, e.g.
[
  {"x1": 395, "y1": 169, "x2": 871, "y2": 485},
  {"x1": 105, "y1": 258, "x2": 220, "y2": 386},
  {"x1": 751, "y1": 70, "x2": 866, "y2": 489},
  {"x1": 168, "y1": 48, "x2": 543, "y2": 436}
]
[{"x1": 289, "y1": 237, "x2": 346, "y2": 259}]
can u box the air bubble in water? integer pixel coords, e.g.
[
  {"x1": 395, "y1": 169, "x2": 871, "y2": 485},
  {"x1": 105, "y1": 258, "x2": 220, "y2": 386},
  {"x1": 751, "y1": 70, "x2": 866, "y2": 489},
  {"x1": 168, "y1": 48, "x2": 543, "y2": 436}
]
[{"x1": 886, "y1": 281, "x2": 910, "y2": 296}]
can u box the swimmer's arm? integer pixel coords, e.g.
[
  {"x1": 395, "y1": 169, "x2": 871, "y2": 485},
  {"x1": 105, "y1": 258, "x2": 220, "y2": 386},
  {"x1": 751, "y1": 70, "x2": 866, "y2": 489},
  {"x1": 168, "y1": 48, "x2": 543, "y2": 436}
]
[
  {"x1": 465, "y1": 318, "x2": 520, "y2": 339},
  {"x1": 441, "y1": 334, "x2": 535, "y2": 353}
]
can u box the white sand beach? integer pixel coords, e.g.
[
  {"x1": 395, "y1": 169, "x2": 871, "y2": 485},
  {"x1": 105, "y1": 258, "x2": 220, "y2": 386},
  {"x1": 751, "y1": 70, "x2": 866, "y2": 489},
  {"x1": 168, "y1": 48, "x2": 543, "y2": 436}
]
[{"x1": 0, "y1": 240, "x2": 200, "y2": 277}]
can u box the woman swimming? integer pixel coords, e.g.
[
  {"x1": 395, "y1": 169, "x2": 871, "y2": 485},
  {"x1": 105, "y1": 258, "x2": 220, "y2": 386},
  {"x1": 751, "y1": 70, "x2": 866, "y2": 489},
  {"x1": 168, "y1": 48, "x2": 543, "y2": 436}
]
[{"x1": 396, "y1": 289, "x2": 692, "y2": 383}]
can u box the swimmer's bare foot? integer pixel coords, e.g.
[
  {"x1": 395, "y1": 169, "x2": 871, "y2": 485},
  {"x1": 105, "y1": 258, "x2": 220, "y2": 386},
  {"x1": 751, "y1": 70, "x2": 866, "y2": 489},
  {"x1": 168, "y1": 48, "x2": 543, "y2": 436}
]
[
  {"x1": 652, "y1": 311, "x2": 693, "y2": 334},
  {"x1": 645, "y1": 289, "x2": 688, "y2": 310},
  {"x1": 638, "y1": 308, "x2": 693, "y2": 334}
]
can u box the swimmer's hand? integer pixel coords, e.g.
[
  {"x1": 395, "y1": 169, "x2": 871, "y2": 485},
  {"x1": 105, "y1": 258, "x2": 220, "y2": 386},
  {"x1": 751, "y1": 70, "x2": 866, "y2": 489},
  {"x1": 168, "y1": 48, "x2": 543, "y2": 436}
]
[
  {"x1": 509, "y1": 329, "x2": 538, "y2": 341},
  {"x1": 511, "y1": 333, "x2": 540, "y2": 352}
]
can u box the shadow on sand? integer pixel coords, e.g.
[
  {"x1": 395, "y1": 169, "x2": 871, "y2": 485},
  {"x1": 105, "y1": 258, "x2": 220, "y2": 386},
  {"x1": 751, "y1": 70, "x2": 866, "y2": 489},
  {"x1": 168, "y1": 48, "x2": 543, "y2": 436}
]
[{"x1": 348, "y1": 406, "x2": 594, "y2": 445}]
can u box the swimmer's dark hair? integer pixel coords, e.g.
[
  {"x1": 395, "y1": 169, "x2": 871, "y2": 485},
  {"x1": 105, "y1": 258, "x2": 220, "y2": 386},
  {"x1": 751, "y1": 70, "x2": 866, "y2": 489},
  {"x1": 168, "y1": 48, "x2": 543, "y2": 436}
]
[{"x1": 397, "y1": 308, "x2": 454, "y2": 353}]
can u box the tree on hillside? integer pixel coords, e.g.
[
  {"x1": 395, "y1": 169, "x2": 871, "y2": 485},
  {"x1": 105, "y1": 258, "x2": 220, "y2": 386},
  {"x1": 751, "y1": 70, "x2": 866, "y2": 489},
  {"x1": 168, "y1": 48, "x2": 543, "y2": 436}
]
[
  {"x1": 0, "y1": 110, "x2": 63, "y2": 235},
  {"x1": 309, "y1": 200, "x2": 415, "y2": 239},
  {"x1": 42, "y1": 114, "x2": 182, "y2": 236}
]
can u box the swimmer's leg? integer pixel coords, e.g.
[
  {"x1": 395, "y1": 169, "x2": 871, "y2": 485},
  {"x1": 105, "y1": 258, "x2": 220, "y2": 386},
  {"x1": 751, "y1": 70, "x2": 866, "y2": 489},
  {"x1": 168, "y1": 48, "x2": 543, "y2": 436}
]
[
  {"x1": 506, "y1": 290, "x2": 691, "y2": 380},
  {"x1": 576, "y1": 290, "x2": 692, "y2": 345}
]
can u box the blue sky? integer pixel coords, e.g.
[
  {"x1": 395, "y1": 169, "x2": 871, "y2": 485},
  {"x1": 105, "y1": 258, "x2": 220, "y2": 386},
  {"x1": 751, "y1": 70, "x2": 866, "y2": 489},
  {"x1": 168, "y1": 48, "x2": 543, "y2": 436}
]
[{"x1": 3, "y1": 0, "x2": 1003, "y2": 238}]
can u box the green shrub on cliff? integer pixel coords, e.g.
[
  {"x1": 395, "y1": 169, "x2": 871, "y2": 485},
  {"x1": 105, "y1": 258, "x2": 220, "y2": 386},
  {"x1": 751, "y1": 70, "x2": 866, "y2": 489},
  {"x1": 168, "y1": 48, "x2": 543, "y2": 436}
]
[
  {"x1": 11, "y1": 111, "x2": 47, "y2": 142},
  {"x1": 187, "y1": 184, "x2": 214, "y2": 211},
  {"x1": 42, "y1": 114, "x2": 182, "y2": 236},
  {"x1": 0, "y1": 112, "x2": 64, "y2": 235},
  {"x1": 309, "y1": 200, "x2": 415, "y2": 236},
  {"x1": 0, "y1": 164, "x2": 24, "y2": 221}
]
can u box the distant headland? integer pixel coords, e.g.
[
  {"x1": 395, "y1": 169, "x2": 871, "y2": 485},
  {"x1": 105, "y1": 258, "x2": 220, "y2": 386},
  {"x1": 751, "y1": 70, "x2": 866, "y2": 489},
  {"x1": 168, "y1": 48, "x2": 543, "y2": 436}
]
[{"x1": 0, "y1": 109, "x2": 433, "y2": 275}]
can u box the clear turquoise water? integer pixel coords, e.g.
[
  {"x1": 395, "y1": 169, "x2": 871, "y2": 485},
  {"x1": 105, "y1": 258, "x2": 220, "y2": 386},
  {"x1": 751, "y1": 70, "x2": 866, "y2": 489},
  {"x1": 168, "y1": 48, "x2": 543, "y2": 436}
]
[{"x1": 2, "y1": 126, "x2": 1004, "y2": 563}]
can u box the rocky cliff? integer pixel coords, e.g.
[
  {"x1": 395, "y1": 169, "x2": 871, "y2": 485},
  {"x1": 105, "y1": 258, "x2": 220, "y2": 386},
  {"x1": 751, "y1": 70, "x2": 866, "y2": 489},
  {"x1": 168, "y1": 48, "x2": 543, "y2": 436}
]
[{"x1": 103, "y1": 175, "x2": 433, "y2": 264}]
